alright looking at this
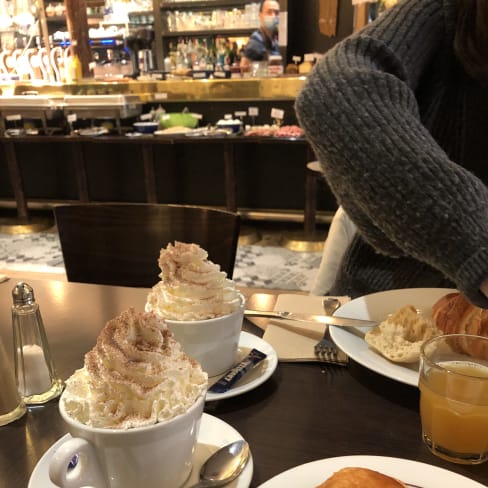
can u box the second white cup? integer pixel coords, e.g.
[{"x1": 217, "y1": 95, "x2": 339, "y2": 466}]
[{"x1": 165, "y1": 298, "x2": 245, "y2": 377}]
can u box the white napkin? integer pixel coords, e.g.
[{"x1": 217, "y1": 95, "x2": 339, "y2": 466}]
[{"x1": 262, "y1": 294, "x2": 350, "y2": 362}]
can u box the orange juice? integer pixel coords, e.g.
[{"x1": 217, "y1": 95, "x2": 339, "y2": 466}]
[{"x1": 419, "y1": 361, "x2": 488, "y2": 463}]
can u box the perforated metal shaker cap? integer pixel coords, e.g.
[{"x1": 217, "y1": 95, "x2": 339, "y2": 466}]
[{"x1": 12, "y1": 282, "x2": 35, "y2": 305}]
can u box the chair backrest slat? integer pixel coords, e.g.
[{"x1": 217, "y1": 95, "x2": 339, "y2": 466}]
[{"x1": 54, "y1": 203, "x2": 240, "y2": 287}]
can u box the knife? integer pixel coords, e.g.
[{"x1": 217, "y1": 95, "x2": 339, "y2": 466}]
[{"x1": 244, "y1": 309, "x2": 377, "y2": 328}]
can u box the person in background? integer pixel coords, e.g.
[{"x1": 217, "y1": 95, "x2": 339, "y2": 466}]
[
  {"x1": 240, "y1": 0, "x2": 280, "y2": 69},
  {"x1": 228, "y1": 41, "x2": 240, "y2": 66},
  {"x1": 296, "y1": 0, "x2": 488, "y2": 308}
]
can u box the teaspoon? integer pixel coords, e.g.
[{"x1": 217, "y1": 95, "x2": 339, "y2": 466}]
[
  {"x1": 322, "y1": 297, "x2": 341, "y2": 316},
  {"x1": 324, "y1": 297, "x2": 366, "y2": 339},
  {"x1": 188, "y1": 439, "x2": 250, "y2": 488}
]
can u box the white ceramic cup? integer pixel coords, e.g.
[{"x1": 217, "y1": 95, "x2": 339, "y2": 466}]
[
  {"x1": 165, "y1": 297, "x2": 245, "y2": 377},
  {"x1": 49, "y1": 393, "x2": 205, "y2": 488}
]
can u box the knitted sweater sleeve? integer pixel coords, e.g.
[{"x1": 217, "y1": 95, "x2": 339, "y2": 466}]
[{"x1": 295, "y1": 0, "x2": 488, "y2": 307}]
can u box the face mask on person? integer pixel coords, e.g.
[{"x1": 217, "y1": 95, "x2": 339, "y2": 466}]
[{"x1": 263, "y1": 15, "x2": 279, "y2": 33}]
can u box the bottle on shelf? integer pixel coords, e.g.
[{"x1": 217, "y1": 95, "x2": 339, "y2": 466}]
[
  {"x1": 267, "y1": 54, "x2": 283, "y2": 77},
  {"x1": 66, "y1": 41, "x2": 82, "y2": 82},
  {"x1": 299, "y1": 53, "x2": 315, "y2": 75}
]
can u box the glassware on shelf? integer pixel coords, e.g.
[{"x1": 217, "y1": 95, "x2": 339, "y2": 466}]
[{"x1": 164, "y1": 3, "x2": 260, "y2": 33}]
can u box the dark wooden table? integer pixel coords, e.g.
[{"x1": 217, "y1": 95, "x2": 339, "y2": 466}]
[{"x1": 1, "y1": 278, "x2": 487, "y2": 487}]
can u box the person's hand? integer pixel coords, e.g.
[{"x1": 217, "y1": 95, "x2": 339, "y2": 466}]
[{"x1": 480, "y1": 278, "x2": 488, "y2": 298}]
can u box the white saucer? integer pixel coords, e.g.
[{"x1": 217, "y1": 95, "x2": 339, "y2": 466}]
[
  {"x1": 29, "y1": 413, "x2": 253, "y2": 488},
  {"x1": 154, "y1": 128, "x2": 193, "y2": 136},
  {"x1": 206, "y1": 331, "x2": 278, "y2": 402}
]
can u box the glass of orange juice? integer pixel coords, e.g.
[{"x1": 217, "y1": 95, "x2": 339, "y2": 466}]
[{"x1": 419, "y1": 333, "x2": 488, "y2": 464}]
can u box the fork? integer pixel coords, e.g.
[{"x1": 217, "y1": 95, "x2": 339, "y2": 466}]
[{"x1": 314, "y1": 298, "x2": 347, "y2": 364}]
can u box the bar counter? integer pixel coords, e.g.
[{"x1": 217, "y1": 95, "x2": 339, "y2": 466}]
[
  {"x1": 1, "y1": 76, "x2": 307, "y2": 102},
  {"x1": 0, "y1": 76, "x2": 339, "y2": 226}
]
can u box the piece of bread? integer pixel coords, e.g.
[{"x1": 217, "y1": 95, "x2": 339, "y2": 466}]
[
  {"x1": 365, "y1": 305, "x2": 439, "y2": 363},
  {"x1": 431, "y1": 292, "x2": 488, "y2": 359},
  {"x1": 316, "y1": 467, "x2": 407, "y2": 488}
]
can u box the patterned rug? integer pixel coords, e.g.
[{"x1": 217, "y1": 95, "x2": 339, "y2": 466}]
[
  {"x1": 0, "y1": 232, "x2": 65, "y2": 274},
  {"x1": 232, "y1": 245, "x2": 322, "y2": 291},
  {"x1": 0, "y1": 232, "x2": 322, "y2": 292}
]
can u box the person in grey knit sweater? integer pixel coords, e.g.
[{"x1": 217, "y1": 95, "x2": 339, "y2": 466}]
[{"x1": 295, "y1": 0, "x2": 488, "y2": 308}]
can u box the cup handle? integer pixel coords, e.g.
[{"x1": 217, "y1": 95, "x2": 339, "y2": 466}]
[{"x1": 48, "y1": 437, "x2": 108, "y2": 488}]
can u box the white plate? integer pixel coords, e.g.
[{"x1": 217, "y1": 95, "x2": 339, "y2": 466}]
[
  {"x1": 154, "y1": 128, "x2": 193, "y2": 136},
  {"x1": 257, "y1": 455, "x2": 485, "y2": 488},
  {"x1": 206, "y1": 331, "x2": 277, "y2": 402},
  {"x1": 329, "y1": 288, "x2": 455, "y2": 386},
  {"x1": 29, "y1": 413, "x2": 253, "y2": 488},
  {"x1": 77, "y1": 127, "x2": 109, "y2": 137}
]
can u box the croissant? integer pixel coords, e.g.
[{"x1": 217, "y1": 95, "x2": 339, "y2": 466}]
[
  {"x1": 316, "y1": 467, "x2": 407, "y2": 487},
  {"x1": 431, "y1": 292, "x2": 488, "y2": 359}
]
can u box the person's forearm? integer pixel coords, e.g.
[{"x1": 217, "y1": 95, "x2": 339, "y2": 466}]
[{"x1": 239, "y1": 56, "x2": 250, "y2": 69}]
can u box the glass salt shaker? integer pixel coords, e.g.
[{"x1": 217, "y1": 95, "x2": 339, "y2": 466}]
[{"x1": 12, "y1": 282, "x2": 63, "y2": 405}]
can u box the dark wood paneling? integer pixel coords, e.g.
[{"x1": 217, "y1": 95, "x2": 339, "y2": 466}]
[
  {"x1": 287, "y1": 0, "x2": 354, "y2": 61},
  {"x1": 0, "y1": 135, "x2": 338, "y2": 216}
]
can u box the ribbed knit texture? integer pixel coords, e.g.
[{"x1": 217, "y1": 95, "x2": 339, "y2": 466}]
[{"x1": 295, "y1": 0, "x2": 488, "y2": 307}]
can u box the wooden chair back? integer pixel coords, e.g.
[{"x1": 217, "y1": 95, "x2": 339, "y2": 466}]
[{"x1": 54, "y1": 203, "x2": 240, "y2": 287}]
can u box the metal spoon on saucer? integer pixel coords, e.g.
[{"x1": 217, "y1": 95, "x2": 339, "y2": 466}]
[{"x1": 188, "y1": 439, "x2": 250, "y2": 488}]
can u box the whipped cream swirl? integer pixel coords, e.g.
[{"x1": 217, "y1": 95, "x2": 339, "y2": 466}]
[
  {"x1": 62, "y1": 308, "x2": 207, "y2": 429},
  {"x1": 146, "y1": 242, "x2": 242, "y2": 320}
]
